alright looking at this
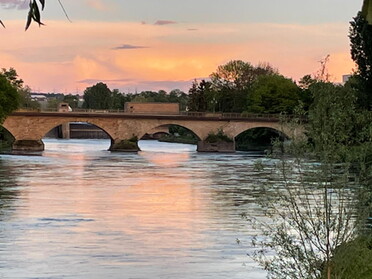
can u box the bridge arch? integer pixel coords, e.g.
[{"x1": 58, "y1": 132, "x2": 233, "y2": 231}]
[
  {"x1": 138, "y1": 122, "x2": 202, "y2": 141},
  {"x1": 224, "y1": 122, "x2": 287, "y2": 140},
  {"x1": 0, "y1": 125, "x2": 16, "y2": 148},
  {"x1": 235, "y1": 127, "x2": 288, "y2": 151},
  {"x1": 42, "y1": 120, "x2": 114, "y2": 141},
  {"x1": 44, "y1": 121, "x2": 112, "y2": 140}
]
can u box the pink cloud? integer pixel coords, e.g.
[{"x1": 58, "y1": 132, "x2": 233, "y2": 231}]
[
  {"x1": 154, "y1": 20, "x2": 177, "y2": 26},
  {"x1": 0, "y1": 20, "x2": 355, "y2": 94}
]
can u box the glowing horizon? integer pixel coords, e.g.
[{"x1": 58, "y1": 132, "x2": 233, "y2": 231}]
[{"x1": 0, "y1": 1, "x2": 360, "y2": 94}]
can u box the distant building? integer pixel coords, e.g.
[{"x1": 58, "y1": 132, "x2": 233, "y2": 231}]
[
  {"x1": 124, "y1": 102, "x2": 179, "y2": 115},
  {"x1": 30, "y1": 94, "x2": 47, "y2": 102}
]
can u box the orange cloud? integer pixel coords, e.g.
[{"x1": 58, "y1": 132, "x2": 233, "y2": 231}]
[{"x1": 0, "y1": 20, "x2": 355, "y2": 93}]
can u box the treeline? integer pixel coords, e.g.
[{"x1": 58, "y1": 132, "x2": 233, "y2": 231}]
[
  {"x1": 80, "y1": 83, "x2": 188, "y2": 111},
  {"x1": 66, "y1": 58, "x2": 370, "y2": 115}
]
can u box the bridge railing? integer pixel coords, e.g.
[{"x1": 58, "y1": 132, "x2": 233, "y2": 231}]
[{"x1": 16, "y1": 107, "x2": 298, "y2": 120}]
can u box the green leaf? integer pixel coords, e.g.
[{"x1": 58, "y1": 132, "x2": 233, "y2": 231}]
[
  {"x1": 39, "y1": 0, "x2": 45, "y2": 10},
  {"x1": 25, "y1": 10, "x2": 32, "y2": 31},
  {"x1": 32, "y1": 1, "x2": 41, "y2": 24}
]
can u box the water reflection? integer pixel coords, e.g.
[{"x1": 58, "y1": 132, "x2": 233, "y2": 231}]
[
  {"x1": 0, "y1": 139, "x2": 267, "y2": 279},
  {"x1": 0, "y1": 159, "x2": 19, "y2": 219}
]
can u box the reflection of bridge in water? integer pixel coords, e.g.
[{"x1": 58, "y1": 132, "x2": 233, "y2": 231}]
[{"x1": 3, "y1": 111, "x2": 304, "y2": 152}]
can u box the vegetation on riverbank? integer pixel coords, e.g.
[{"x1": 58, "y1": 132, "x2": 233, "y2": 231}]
[{"x1": 242, "y1": 7, "x2": 372, "y2": 277}]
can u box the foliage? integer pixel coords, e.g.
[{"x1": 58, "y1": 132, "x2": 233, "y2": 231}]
[
  {"x1": 162, "y1": 125, "x2": 199, "y2": 144},
  {"x1": 349, "y1": 12, "x2": 372, "y2": 110},
  {"x1": 187, "y1": 80, "x2": 210, "y2": 112},
  {"x1": 0, "y1": 73, "x2": 19, "y2": 123},
  {"x1": 1, "y1": 68, "x2": 24, "y2": 89},
  {"x1": 246, "y1": 80, "x2": 372, "y2": 279},
  {"x1": 248, "y1": 156, "x2": 361, "y2": 279},
  {"x1": 83, "y1": 82, "x2": 115, "y2": 109},
  {"x1": 0, "y1": 68, "x2": 39, "y2": 111},
  {"x1": 81, "y1": 83, "x2": 188, "y2": 111},
  {"x1": 329, "y1": 236, "x2": 372, "y2": 278},
  {"x1": 235, "y1": 128, "x2": 285, "y2": 151},
  {"x1": 247, "y1": 74, "x2": 301, "y2": 114},
  {"x1": 210, "y1": 60, "x2": 277, "y2": 91},
  {"x1": 63, "y1": 94, "x2": 79, "y2": 109},
  {"x1": 19, "y1": 86, "x2": 40, "y2": 110},
  {"x1": 308, "y1": 82, "x2": 370, "y2": 161},
  {"x1": 209, "y1": 60, "x2": 277, "y2": 113},
  {"x1": 47, "y1": 98, "x2": 61, "y2": 110},
  {"x1": 205, "y1": 129, "x2": 233, "y2": 143},
  {"x1": 1, "y1": 0, "x2": 69, "y2": 30}
]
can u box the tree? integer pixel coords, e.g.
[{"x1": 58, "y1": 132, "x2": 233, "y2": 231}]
[
  {"x1": 63, "y1": 94, "x2": 79, "y2": 109},
  {"x1": 0, "y1": 75, "x2": 19, "y2": 123},
  {"x1": 246, "y1": 82, "x2": 372, "y2": 279},
  {"x1": 169, "y1": 89, "x2": 188, "y2": 110},
  {"x1": 247, "y1": 74, "x2": 300, "y2": 114},
  {"x1": 209, "y1": 60, "x2": 277, "y2": 112},
  {"x1": 349, "y1": 12, "x2": 372, "y2": 110},
  {"x1": 187, "y1": 80, "x2": 210, "y2": 112},
  {"x1": 19, "y1": 86, "x2": 40, "y2": 110},
  {"x1": 1, "y1": 67, "x2": 39, "y2": 112},
  {"x1": 82, "y1": 82, "x2": 113, "y2": 110}
]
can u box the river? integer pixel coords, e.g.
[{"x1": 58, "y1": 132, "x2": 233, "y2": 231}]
[{"x1": 0, "y1": 139, "x2": 270, "y2": 279}]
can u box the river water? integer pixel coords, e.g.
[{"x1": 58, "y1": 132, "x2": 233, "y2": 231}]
[{"x1": 0, "y1": 139, "x2": 270, "y2": 279}]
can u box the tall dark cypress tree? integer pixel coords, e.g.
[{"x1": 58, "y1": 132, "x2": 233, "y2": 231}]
[{"x1": 349, "y1": 12, "x2": 372, "y2": 110}]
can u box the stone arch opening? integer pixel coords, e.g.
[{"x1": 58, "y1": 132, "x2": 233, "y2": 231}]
[
  {"x1": 0, "y1": 126, "x2": 16, "y2": 151},
  {"x1": 44, "y1": 122, "x2": 111, "y2": 140},
  {"x1": 235, "y1": 127, "x2": 288, "y2": 152},
  {"x1": 139, "y1": 124, "x2": 200, "y2": 146},
  {"x1": 43, "y1": 121, "x2": 112, "y2": 151}
]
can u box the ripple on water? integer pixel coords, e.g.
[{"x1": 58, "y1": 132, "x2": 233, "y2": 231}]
[{"x1": 0, "y1": 139, "x2": 267, "y2": 279}]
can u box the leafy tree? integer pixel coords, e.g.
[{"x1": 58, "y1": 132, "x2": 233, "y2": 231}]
[
  {"x1": 297, "y1": 74, "x2": 317, "y2": 111},
  {"x1": 246, "y1": 81, "x2": 372, "y2": 279},
  {"x1": 187, "y1": 80, "x2": 210, "y2": 112},
  {"x1": 210, "y1": 60, "x2": 276, "y2": 91},
  {"x1": 209, "y1": 60, "x2": 277, "y2": 112},
  {"x1": 47, "y1": 98, "x2": 60, "y2": 110},
  {"x1": 298, "y1": 74, "x2": 316, "y2": 90},
  {"x1": 169, "y1": 89, "x2": 188, "y2": 111},
  {"x1": 247, "y1": 74, "x2": 300, "y2": 114},
  {"x1": 0, "y1": 75, "x2": 19, "y2": 123},
  {"x1": 1, "y1": 68, "x2": 39, "y2": 112},
  {"x1": 83, "y1": 82, "x2": 113, "y2": 109},
  {"x1": 111, "y1": 89, "x2": 126, "y2": 110},
  {"x1": 1, "y1": 68, "x2": 24, "y2": 89},
  {"x1": 349, "y1": 12, "x2": 372, "y2": 110},
  {"x1": 19, "y1": 86, "x2": 40, "y2": 110},
  {"x1": 63, "y1": 94, "x2": 79, "y2": 109}
]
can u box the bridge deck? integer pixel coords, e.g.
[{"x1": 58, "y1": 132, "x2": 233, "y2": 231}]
[{"x1": 11, "y1": 110, "x2": 283, "y2": 122}]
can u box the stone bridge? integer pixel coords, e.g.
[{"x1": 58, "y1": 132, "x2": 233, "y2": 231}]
[{"x1": 2, "y1": 111, "x2": 304, "y2": 152}]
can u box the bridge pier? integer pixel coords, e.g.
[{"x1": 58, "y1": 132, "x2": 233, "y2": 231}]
[
  {"x1": 109, "y1": 138, "x2": 140, "y2": 152},
  {"x1": 12, "y1": 140, "x2": 44, "y2": 152},
  {"x1": 197, "y1": 140, "x2": 235, "y2": 153}
]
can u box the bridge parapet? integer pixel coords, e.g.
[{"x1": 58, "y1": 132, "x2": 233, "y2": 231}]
[{"x1": 3, "y1": 111, "x2": 304, "y2": 153}]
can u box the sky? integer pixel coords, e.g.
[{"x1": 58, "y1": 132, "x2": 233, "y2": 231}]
[{"x1": 0, "y1": 0, "x2": 364, "y2": 94}]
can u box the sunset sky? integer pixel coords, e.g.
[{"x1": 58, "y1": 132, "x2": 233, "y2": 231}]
[{"x1": 0, "y1": 0, "x2": 363, "y2": 94}]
